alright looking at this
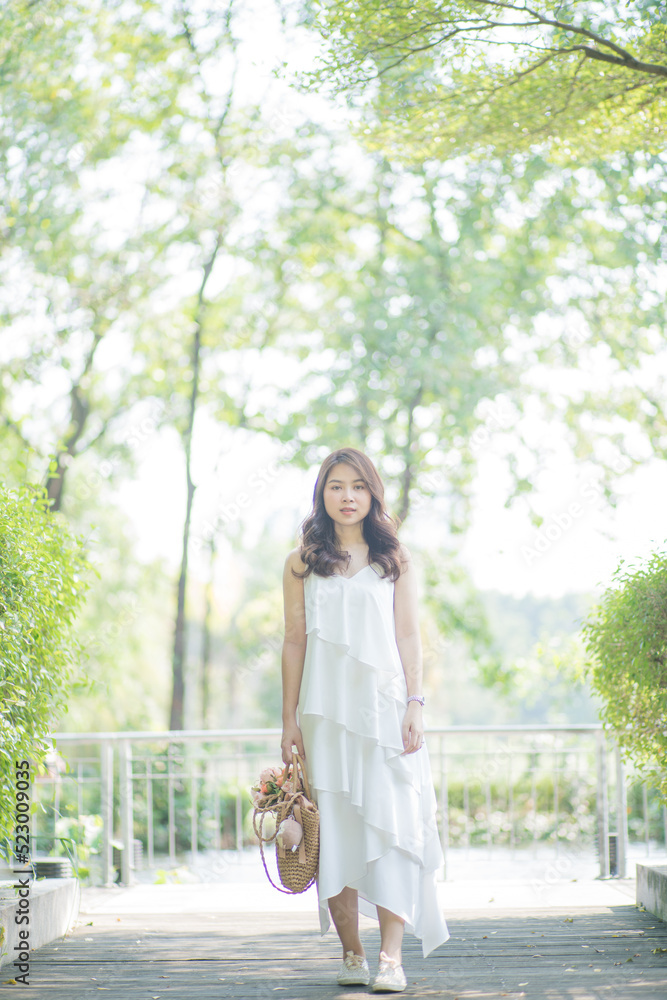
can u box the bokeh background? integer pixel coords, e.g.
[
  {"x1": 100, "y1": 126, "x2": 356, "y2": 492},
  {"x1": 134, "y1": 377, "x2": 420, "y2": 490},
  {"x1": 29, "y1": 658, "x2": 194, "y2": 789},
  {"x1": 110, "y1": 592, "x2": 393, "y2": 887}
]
[{"x1": 2, "y1": 0, "x2": 666, "y2": 741}]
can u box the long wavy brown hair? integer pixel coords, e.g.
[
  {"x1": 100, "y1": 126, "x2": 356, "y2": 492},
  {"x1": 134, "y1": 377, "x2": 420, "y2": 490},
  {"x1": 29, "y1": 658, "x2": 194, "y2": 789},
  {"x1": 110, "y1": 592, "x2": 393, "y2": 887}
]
[{"x1": 291, "y1": 447, "x2": 406, "y2": 581}]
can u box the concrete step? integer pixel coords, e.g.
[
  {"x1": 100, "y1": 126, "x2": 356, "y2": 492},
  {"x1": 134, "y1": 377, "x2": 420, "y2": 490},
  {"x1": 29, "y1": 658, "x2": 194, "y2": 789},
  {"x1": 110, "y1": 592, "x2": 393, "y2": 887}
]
[
  {"x1": 637, "y1": 863, "x2": 667, "y2": 922},
  {"x1": 0, "y1": 877, "x2": 80, "y2": 975}
]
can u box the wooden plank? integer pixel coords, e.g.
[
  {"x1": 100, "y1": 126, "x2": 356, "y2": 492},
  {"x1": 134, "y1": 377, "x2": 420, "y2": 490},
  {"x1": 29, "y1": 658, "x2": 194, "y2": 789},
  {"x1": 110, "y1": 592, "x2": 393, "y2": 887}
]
[{"x1": 4, "y1": 905, "x2": 667, "y2": 999}]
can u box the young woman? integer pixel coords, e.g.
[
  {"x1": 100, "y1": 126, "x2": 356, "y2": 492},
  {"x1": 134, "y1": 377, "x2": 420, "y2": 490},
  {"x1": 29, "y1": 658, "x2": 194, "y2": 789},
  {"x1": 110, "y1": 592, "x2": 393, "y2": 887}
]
[{"x1": 281, "y1": 447, "x2": 449, "y2": 993}]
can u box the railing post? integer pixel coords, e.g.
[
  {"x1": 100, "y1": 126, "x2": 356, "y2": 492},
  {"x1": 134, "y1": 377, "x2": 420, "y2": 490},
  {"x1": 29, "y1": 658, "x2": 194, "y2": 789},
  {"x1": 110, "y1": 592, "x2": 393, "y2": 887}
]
[
  {"x1": 508, "y1": 752, "x2": 515, "y2": 857},
  {"x1": 54, "y1": 771, "x2": 61, "y2": 838},
  {"x1": 614, "y1": 743, "x2": 628, "y2": 878},
  {"x1": 146, "y1": 760, "x2": 154, "y2": 869},
  {"x1": 213, "y1": 758, "x2": 222, "y2": 852},
  {"x1": 77, "y1": 762, "x2": 84, "y2": 818},
  {"x1": 463, "y1": 777, "x2": 470, "y2": 854},
  {"x1": 118, "y1": 739, "x2": 134, "y2": 885},
  {"x1": 168, "y1": 742, "x2": 176, "y2": 866},
  {"x1": 531, "y1": 764, "x2": 538, "y2": 858},
  {"x1": 596, "y1": 730, "x2": 610, "y2": 877},
  {"x1": 100, "y1": 741, "x2": 114, "y2": 886},
  {"x1": 191, "y1": 760, "x2": 199, "y2": 859},
  {"x1": 235, "y1": 787, "x2": 243, "y2": 852},
  {"x1": 484, "y1": 773, "x2": 493, "y2": 856},
  {"x1": 439, "y1": 734, "x2": 448, "y2": 880},
  {"x1": 554, "y1": 747, "x2": 560, "y2": 858},
  {"x1": 235, "y1": 743, "x2": 243, "y2": 852}
]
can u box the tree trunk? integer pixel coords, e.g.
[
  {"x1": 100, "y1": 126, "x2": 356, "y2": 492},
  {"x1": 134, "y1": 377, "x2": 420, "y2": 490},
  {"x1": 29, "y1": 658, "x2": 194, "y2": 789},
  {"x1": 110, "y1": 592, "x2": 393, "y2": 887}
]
[
  {"x1": 396, "y1": 386, "x2": 423, "y2": 526},
  {"x1": 45, "y1": 332, "x2": 102, "y2": 511},
  {"x1": 200, "y1": 536, "x2": 216, "y2": 728},
  {"x1": 169, "y1": 237, "x2": 221, "y2": 730}
]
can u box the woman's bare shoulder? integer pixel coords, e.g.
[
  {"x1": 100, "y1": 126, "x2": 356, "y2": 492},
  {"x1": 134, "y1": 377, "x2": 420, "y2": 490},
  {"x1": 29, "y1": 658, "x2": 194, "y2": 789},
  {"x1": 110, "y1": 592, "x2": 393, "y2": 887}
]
[{"x1": 397, "y1": 542, "x2": 413, "y2": 568}]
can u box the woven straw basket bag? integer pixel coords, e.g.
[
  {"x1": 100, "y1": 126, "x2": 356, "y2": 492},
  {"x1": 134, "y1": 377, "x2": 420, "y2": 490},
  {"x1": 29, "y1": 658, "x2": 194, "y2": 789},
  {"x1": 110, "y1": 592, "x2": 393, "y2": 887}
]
[{"x1": 253, "y1": 751, "x2": 320, "y2": 894}]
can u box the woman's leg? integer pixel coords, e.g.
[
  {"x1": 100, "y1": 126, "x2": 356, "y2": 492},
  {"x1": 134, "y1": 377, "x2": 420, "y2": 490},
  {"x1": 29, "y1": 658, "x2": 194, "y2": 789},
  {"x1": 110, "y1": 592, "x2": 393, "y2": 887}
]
[
  {"x1": 329, "y1": 886, "x2": 364, "y2": 958},
  {"x1": 377, "y1": 904, "x2": 405, "y2": 963}
]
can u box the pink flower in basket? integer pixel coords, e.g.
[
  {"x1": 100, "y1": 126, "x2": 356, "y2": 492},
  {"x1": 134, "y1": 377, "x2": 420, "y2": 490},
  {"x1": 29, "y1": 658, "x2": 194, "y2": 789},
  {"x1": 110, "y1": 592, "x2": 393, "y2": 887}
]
[
  {"x1": 259, "y1": 765, "x2": 283, "y2": 785},
  {"x1": 251, "y1": 762, "x2": 291, "y2": 803}
]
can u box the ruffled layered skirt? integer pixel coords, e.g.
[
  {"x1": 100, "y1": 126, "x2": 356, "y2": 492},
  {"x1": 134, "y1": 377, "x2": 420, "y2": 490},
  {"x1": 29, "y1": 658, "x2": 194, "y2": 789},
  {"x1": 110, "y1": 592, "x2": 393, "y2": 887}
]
[{"x1": 297, "y1": 565, "x2": 449, "y2": 959}]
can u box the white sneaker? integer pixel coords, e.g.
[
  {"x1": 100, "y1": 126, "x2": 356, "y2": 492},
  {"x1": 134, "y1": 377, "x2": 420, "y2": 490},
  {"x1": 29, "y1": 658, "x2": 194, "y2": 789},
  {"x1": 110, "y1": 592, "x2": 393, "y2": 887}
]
[
  {"x1": 371, "y1": 950, "x2": 407, "y2": 992},
  {"x1": 337, "y1": 950, "x2": 371, "y2": 985}
]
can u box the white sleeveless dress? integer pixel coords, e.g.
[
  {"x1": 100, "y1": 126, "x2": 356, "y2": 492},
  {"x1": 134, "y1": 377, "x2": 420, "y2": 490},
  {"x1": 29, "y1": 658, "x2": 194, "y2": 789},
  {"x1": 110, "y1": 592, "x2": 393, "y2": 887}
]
[{"x1": 297, "y1": 561, "x2": 450, "y2": 959}]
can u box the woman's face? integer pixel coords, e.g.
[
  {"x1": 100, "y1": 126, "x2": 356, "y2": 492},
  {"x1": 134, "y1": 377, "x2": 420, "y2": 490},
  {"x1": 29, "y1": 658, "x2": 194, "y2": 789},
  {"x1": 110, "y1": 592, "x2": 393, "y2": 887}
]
[{"x1": 322, "y1": 462, "x2": 372, "y2": 530}]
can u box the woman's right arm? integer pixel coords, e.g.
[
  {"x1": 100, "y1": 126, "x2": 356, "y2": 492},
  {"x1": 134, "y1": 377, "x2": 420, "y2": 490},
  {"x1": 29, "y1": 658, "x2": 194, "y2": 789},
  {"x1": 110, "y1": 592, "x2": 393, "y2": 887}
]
[{"x1": 280, "y1": 548, "x2": 307, "y2": 764}]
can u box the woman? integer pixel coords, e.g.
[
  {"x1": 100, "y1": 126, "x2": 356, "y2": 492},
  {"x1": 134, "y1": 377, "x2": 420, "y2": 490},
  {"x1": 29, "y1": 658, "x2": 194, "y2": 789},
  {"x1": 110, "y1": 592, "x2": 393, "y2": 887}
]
[{"x1": 280, "y1": 447, "x2": 449, "y2": 993}]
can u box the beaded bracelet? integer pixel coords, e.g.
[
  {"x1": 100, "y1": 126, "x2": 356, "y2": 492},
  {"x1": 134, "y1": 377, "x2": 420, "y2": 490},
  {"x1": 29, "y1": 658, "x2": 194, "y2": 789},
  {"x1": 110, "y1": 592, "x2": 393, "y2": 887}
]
[{"x1": 407, "y1": 695, "x2": 425, "y2": 707}]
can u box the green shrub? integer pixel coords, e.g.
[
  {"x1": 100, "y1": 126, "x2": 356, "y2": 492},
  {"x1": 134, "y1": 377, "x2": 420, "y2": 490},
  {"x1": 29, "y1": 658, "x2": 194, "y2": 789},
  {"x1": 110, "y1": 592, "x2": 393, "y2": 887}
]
[
  {"x1": 0, "y1": 484, "x2": 89, "y2": 852},
  {"x1": 626, "y1": 780, "x2": 667, "y2": 842},
  {"x1": 582, "y1": 548, "x2": 667, "y2": 802},
  {"x1": 438, "y1": 771, "x2": 598, "y2": 847}
]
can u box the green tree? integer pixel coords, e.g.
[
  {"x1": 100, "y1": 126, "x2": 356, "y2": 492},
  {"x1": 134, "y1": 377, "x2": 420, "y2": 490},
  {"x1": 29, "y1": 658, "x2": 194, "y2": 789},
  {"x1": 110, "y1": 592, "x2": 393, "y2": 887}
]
[
  {"x1": 0, "y1": 484, "x2": 89, "y2": 850},
  {"x1": 54, "y1": 462, "x2": 174, "y2": 733},
  {"x1": 0, "y1": 0, "x2": 310, "y2": 729},
  {"x1": 0, "y1": 0, "x2": 184, "y2": 502},
  {"x1": 300, "y1": 0, "x2": 667, "y2": 160},
  {"x1": 5, "y1": 0, "x2": 667, "y2": 740},
  {"x1": 582, "y1": 547, "x2": 667, "y2": 800},
  {"x1": 241, "y1": 138, "x2": 664, "y2": 524}
]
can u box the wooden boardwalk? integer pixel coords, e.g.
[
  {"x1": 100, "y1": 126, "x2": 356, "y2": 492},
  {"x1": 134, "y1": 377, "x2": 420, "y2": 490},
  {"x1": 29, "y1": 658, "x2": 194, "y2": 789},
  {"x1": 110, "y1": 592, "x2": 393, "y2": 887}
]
[{"x1": 6, "y1": 897, "x2": 667, "y2": 999}]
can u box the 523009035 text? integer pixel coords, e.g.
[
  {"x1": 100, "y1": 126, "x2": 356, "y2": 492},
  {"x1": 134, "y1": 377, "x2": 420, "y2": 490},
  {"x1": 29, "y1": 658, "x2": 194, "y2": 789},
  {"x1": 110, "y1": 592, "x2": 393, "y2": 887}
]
[{"x1": 12, "y1": 759, "x2": 32, "y2": 985}]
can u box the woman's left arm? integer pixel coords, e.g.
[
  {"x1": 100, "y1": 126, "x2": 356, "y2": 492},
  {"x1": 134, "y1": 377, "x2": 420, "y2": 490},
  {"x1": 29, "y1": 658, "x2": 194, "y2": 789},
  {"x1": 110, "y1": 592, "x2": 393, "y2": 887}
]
[{"x1": 394, "y1": 544, "x2": 424, "y2": 755}]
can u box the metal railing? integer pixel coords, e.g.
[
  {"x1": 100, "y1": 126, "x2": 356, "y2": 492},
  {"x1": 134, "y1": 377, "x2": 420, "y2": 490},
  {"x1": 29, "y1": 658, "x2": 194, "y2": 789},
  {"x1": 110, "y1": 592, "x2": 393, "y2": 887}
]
[{"x1": 29, "y1": 725, "x2": 667, "y2": 886}]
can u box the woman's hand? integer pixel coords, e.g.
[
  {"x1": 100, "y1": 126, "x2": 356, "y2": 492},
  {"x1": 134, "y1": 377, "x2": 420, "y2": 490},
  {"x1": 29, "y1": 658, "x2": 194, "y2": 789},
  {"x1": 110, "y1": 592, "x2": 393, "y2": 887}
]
[
  {"x1": 281, "y1": 718, "x2": 306, "y2": 765},
  {"x1": 400, "y1": 702, "x2": 424, "y2": 755}
]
